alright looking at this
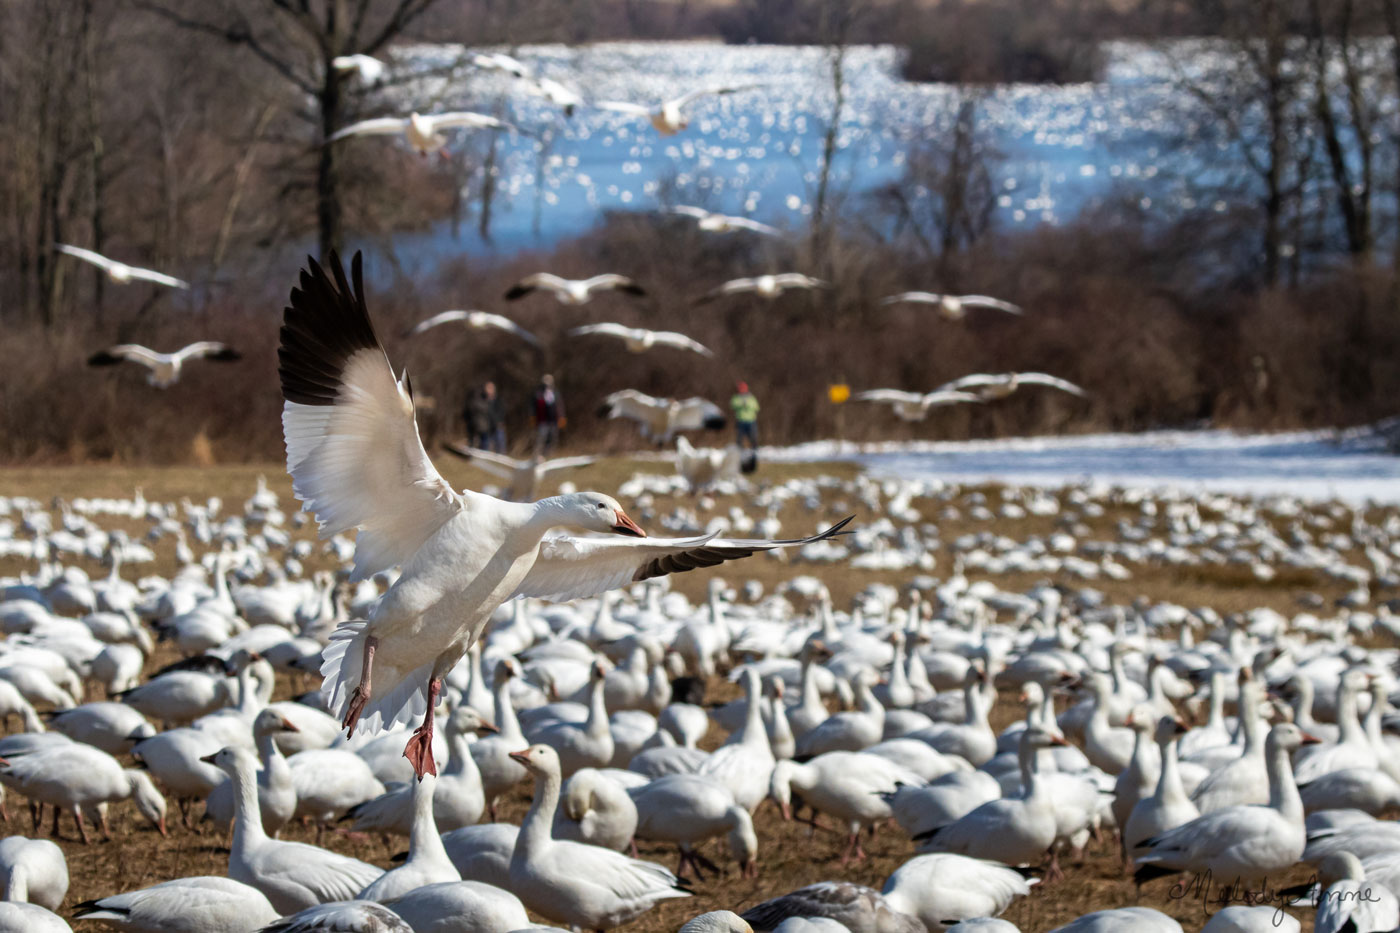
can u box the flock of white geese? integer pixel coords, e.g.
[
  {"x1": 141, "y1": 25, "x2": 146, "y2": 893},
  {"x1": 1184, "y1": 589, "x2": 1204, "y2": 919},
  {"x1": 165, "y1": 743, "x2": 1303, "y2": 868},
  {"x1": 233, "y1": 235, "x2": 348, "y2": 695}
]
[{"x1": 2, "y1": 253, "x2": 1400, "y2": 930}]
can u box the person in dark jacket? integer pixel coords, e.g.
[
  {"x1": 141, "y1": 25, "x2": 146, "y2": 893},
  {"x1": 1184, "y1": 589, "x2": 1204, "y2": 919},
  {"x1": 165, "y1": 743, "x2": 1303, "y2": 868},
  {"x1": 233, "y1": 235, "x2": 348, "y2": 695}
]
[
  {"x1": 532, "y1": 374, "x2": 564, "y2": 454},
  {"x1": 465, "y1": 381, "x2": 505, "y2": 451}
]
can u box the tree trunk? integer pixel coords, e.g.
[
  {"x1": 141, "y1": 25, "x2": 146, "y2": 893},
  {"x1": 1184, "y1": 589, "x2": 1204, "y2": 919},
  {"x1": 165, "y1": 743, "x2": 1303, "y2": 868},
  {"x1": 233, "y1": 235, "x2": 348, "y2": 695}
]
[{"x1": 317, "y1": 70, "x2": 344, "y2": 261}]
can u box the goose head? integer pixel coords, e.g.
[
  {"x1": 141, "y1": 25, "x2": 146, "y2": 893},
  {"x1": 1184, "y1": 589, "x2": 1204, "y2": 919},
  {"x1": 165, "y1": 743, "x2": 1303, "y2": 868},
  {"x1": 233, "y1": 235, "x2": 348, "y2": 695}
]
[
  {"x1": 125, "y1": 768, "x2": 168, "y2": 837},
  {"x1": 200, "y1": 745, "x2": 258, "y2": 776},
  {"x1": 508, "y1": 743, "x2": 561, "y2": 776},
  {"x1": 252, "y1": 708, "x2": 299, "y2": 737},
  {"x1": 556, "y1": 492, "x2": 645, "y2": 537},
  {"x1": 1154, "y1": 715, "x2": 1189, "y2": 745},
  {"x1": 448, "y1": 705, "x2": 497, "y2": 737},
  {"x1": 1265, "y1": 722, "x2": 1321, "y2": 755}
]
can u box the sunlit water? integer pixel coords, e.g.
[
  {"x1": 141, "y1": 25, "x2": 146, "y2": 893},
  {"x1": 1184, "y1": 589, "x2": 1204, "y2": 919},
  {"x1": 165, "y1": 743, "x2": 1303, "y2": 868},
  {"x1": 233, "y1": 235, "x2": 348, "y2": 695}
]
[{"x1": 356, "y1": 40, "x2": 1252, "y2": 268}]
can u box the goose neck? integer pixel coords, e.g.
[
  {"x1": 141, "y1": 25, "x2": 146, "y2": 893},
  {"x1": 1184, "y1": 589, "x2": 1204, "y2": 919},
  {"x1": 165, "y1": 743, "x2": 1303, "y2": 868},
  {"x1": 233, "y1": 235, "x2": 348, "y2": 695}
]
[
  {"x1": 445, "y1": 731, "x2": 476, "y2": 777},
  {"x1": 1266, "y1": 738, "x2": 1303, "y2": 821},
  {"x1": 228, "y1": 759, "x2": 267, "y2": 846},
  {"x1": 585, "y1": 675, "x2": 608, "y2": 738},
  {"x1": 1018, "y1": 742, "x2": 1042, "y2": 797},
  {"x1": 2, "y1": 868, "x2": 25, "y2": 903},
  {"x1": 1337, "y1": 682, "x2": 1364, "y2": 745},
  {"x1": 1155, "y1": 735, "x2": 1186, "y2": 803},
  {"x1": 409, "y1": 779, "x2": 450, "y2": 864},
  {"x1": 494, "y1": 678, "x2": 523, "y2": 741},
  {"x1": 518, "y1": 766, "x2": 561, "y2": 860}
]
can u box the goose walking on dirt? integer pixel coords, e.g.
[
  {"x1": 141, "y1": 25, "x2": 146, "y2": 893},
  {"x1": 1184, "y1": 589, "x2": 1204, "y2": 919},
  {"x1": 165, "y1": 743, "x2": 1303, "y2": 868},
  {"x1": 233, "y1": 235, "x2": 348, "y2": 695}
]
[
  {"x1": 277, "y1": 253, "x2": 851, "y2": 778},
  {"x1": 507, "y1": 744, "x2": 690, "y2": 930},
  {"x1": 355, "y1": 773, "x2": 460, "y2": 902},
  {"x1": 72, "y1": 876, "x2": 278, "y2": 932}
]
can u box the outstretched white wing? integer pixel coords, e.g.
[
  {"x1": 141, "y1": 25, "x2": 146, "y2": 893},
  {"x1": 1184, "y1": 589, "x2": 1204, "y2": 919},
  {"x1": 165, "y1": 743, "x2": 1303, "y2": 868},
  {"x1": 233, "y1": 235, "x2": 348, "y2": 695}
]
[
  {"x1": 173, "y1": 341, "x2": 239, "y2": 362},
  {"x1": 125, "y1": 266, "x2": 190, "y2": 289},
  {"x1": 671, "y1": 84, "x2": 766, "y2": 111},
  {"x1": 512, "y1": 517, "x2": 853, "y2": 603},
  {"x1": 937, "y1": 373, "x2": 1001, "y2": 392},
  {"x1": 879, "y1": 291, "x2": 944, "y2": 306},
  {"x1": 668, "y1": 205, "x2": 712, "y2": 220},
  {"x1": 649, "y1": 330, "x2": 715, "y2": 357},
  {"x1": 56, "y1": 243, "x2": 117, "y2": 273},
  {"x1": 470, "y1": 312, "x2": 540, "y2": 346},
  {"x1": 596, "y1": 100, "x2": 653, "y2": 117},
  {"x1": 88, "y1": 344, "x2": 164, "y2": 370},
  {"x1": 694, "y1": 278, "x2": 756, "y2": 304},
  {"x1": 726, "y1": 216, "x2": 781, "y2": 235},
  {"x1": 441, "y1": 443, "x2": 521, "y2": 481},
  {"x1": 959, "y1": 295, "x2": 1024, "y2": 315},
  {"x1": 600, "y1": 389, "x2": 666, "y2": 424},
  {"x1": 854, "y1": 389, "x2": 924, "y2": 405},
  {"x1": 1017, "y1": 373, "x2": 1088, "y2": 396},
  {"x1": 279, "y1": 252, "x2": 465, "y2": 580},
  {"x1": 569, "y1": 322, "x2": 635, "y2": 340},
  {"x1": 429, "y1": 111, "x2": 515, "y2": 132},
  {"x1": 672, "y1": 397, "x2": 726, "y2": 432},
  {"x1": 505, "y1": 273, "x2": 569, "y2": 300},
  {"x1": 328, "y1": 117, "x2": 409, "y2": 142},
  {"x1": 404, "y1": 310, "x2": 470, "y2": 337}
]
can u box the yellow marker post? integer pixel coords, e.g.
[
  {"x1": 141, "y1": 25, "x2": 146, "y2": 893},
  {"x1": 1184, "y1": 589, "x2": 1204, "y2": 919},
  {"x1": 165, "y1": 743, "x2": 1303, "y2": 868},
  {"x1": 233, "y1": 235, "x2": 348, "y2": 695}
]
[{"x1": 828, "y1": 383, "x2": 850, "y2": 450}]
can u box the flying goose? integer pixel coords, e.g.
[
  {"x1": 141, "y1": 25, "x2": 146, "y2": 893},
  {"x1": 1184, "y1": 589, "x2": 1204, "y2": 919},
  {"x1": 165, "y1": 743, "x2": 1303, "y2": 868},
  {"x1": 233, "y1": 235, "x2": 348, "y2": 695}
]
[
  {"x1": 441, "y1": 445, "x2": 600, "y2": 502},
  {"x1": 331, "y1": 54, "x2": 386, "y2": 84},
  {"x1": 695, "y1": 274, "x2": 829, "y2": 304},
  {"x1": 87, "y1": 342, "x2": 241, "y2": 388},
  {"x1": 937, "y1": 372, "x2": 1088, "y2": 400},
  {"x1": 568, "y1": 323, "x2": 714, "y2": 357},
  {"x1": 468, "y1": 51, "x2": 531, "y2": 77},
  {"x1": 597, "y1": 390, "x2": 727, "y2": 443},
  {"x1": 55, "y1": 244, "x2": 189, "y2": 289},
  {"x1": 852, "y1": 389, "x2": 984, "y2": 422},
  {"x1": 880, "y1": 292, "x2": 1024, "y2": 319},
  {"x1": 402, "y1": 310, "x2": 540, "y2": 346},
  {"x1": 329, "y1": 112, "x2": 515, "y2": 155},
  {"x1": 503, "y1": 273, "x2": 646, "y2": 305},
  {"x1": 669, "y1": 206, "x2": 781, "y2": 236},
  {"x1": 597, "y1": 85, "x2": 764, "y2": 135},
  {"x1": 277, "y1": 252, "x2": 850, "y2": 778}
]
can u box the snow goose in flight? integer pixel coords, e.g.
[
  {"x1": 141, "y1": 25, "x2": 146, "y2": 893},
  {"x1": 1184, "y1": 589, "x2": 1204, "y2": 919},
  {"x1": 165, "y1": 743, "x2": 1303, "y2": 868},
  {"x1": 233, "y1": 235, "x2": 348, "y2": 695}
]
[
  {"x1": 72, "y1": 876, "x2": 278, "y2": 932},
  {"x1": 938, "y1": 372, "x2": 1087, "y2": 400},
  {"x1": 331, "y1": 54, "x2": 386, "y2": 84},
  {"x1": 880, "y1": 292, "x2": 1024, "y2": 319},
  {"x1": 87, "y1": 342, "x2": 241, "y2": 388},
  {"x1": 504, "y1": 273, "x2": 646, "y2": 305},
  {"x1": 598, "y1": 389, "x2": 727, "y2": 444},
  {"x1": 55, "y1": 244, "x2": 189, "y2": 289},
  {"x1": 695, "y1": 273, "x2": 829, "y2": 305},
  {"x1": 468, "y1": 51, "x2": 531, "y2": 77},
  {"x1": 568, "y1": 323, "x2": 714, "y2": 357},
  {"x1": 402, "y1": 310, "x2": 540, "y2": 346},
  {"x1": 598, "y1": 85, "x2": 764, "y2": 135},
  {"x1": 278, "y1": 252, "x2": 851, "y2": 778},
  {"x1": 329, "y1": 112, "x2": 516, "y2": 155},
  {"x1": 669, "y1": 206, "x2": 781, "y2": 236},
  {"x1": 853, "y1": 389, "x2": 983, "y2": 422},
  {"x1": 441, "y1": 444, "x2": 600, "y2": 502}
]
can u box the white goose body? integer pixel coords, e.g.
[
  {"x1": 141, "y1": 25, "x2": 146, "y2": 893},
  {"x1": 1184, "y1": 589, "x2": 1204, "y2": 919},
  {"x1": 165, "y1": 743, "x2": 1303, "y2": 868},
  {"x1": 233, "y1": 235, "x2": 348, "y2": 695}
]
[
  {"x1": 72, "y1": 876, "x2": 278, "y2": 932},
  {"x1": 880, "y1": 854, "x2": 1033, "y2": 931},
  {"x1": 507, "y1": 745, "x2": 690, "y2": 929},
  {"x1": 356, "y1": 773, "x2": 460, "y2": 902},
  {"x1": 0, "y1": 836, "x2": 67, "y2": 910},
  {"x1": 206, "y1": 747, "x2": 383, "y2": 913}
]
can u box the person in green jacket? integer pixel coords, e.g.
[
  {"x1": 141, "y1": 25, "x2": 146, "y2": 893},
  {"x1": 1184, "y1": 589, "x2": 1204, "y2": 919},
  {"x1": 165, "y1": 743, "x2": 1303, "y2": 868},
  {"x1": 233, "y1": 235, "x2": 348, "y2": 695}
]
[{"x1": 731, "y1": 380, "x2": 759, "y2": 451}]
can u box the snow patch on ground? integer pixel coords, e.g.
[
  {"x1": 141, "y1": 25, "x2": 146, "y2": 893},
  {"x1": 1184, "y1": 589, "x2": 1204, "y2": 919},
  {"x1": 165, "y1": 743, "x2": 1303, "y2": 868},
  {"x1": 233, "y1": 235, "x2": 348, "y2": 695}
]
[{"x1": 762, "y1": 427, "x2": 1400, "y2": 504}]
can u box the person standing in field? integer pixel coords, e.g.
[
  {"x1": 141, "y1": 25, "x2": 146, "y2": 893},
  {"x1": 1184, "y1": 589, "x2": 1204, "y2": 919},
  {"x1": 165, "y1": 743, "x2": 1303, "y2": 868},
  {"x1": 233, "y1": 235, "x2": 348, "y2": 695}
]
[
  {"x1": 731, "y1": 380, "x2": 759, "y2": 451},
  {"x1": 532, "y1": 373, "x2": 564, "y2": 454},
  {"x1": 465, "y1": 381, "x2": 506, "y2": 452}
]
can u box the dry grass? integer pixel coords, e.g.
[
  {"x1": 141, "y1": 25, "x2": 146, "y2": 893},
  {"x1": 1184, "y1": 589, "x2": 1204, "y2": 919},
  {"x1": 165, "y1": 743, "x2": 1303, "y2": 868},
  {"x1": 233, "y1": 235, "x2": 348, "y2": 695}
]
[{"x1": 0, "y1": 460, "x2": 1367, "y2": 931}]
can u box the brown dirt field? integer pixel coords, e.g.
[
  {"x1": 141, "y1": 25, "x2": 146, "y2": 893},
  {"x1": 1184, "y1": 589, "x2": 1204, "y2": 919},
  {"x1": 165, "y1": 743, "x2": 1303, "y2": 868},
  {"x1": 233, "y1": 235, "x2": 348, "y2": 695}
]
[{"x1": 0, "y1": 459, "x2": 1363, "y2": 932}]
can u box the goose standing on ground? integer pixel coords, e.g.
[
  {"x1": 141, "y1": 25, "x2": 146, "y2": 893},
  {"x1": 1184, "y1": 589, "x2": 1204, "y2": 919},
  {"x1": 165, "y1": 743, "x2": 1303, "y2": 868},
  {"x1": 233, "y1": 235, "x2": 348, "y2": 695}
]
[
  {"x1": 668, "y1": 205, "x2": 781, "y2": 236},
  {"x1": 769, "y1": 751, "x2": 924, "y2": 863},
  {"x1": 88, "y1": 343, "x2": 241, "y2": 388},
  {"x1": 1311, "y1": 851, "x2": 1400, "y2": 933},
  {"x1": 202, "y1": 747, "x2": 382, "y2": 913},
  {"x1": 503, "y1": 273, "x2": 645, "y2": 305},
  {"x1": 56, "y1": 244, "x2": 189, "y2": 288},
  {"x1": 355, "y1": 774, "x2": 459, "y2": 902},
  {"x1": 72, "y1": 876, "x2": 278, "y2": 932},
  {"x1": 695, "y1": 274, "x2": 829, "y2": 305},
  {"x1": 597, "y1": 85, "x2": 763, "y2": 135},
  {"x1": 0, "y1": 902, "x2": 71, "y2": 931},
  {"x1": 507, "y1": 745, "x2": 690, "y2": 930},
  {"x1": 205, "y1": 708, "x2": 300, "y2": 836},
  {"x1": 554, "y1": 768, "x2": 639, "y2": 851},
  {"x1": 381, "y1": 880, "x2": 531, "y2": 933},
  {"x1": 0, "y1": 836, "x2": 66, "y2": 909},
  {"x1": 852, "y1": 389, "x2": 983, "y2": 422},
  {"x1": 630, "y1": 773, "x2": 758, "y2": 879},
  {"x1": 472, "y1": 660, "x2": 530, "y2": 819},
  {"x1": 0, "y1": 744, "x2": 166, "y2": 843},
  {"x1": 401, "y1": 310, "x2": 540, "y2": 346},
  {"x1": 879, "y1": 292, "x2": 1024, "y2": 319},
  {"x1": 348, "y1": 706, "x2": 495, "y2": 834},
  {"x1": 937, "y1": 372, "x2": 1087, "y2": 400},
  {"x1": 598, "y1": 390, "x2": 728, "y2": 444},
  {"x1": 277, "y1": 253, "x2": 851, "y2": 777},
  {"x1": 880, "y1": 853, "x2": 1034, "y2": 932},
  {"x1": 568, "y1": 323, "x2": 714, "y2": 357},
  {"x1": 329, "y1": 111, "x2": 515, "y2": 155},
  {"x1": 700, "y1": 668, "x2": 776, "y2": 812},
  {"x1": 1133, "y1": 723, "x2": 1317, "y2": 885},
  {"x1": 1123, "y1": 716, "x2": 1198, "y2": 866},
  {"x1": 917, "y1": 727, "x2": 1066, "y2": 876},
  {"x1": 740, "y1": 882, "x2": 922, "y2": 933},
  {"x1": 441, "y1": 445, "x2": 600, "y2": 503}
]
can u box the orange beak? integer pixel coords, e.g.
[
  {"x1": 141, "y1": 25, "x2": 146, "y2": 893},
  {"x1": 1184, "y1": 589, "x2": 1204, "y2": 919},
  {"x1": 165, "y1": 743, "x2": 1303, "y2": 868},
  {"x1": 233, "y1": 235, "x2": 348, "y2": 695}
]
[
  {"x1": 1300, "y1": 732, "x2": 1323, "y2": 746},
  {"x1": 479, "y1": 721, "x2": 499, "y2": 734},
  {"x1": 611, "y1": 510, "x2": 646, "y2": 537},
  {"x1": 281, "y1": 718, "x2": 300, "y2": 732},
  {"x1": 508, "y1": 749, "x2": 532, "y2": 765}
]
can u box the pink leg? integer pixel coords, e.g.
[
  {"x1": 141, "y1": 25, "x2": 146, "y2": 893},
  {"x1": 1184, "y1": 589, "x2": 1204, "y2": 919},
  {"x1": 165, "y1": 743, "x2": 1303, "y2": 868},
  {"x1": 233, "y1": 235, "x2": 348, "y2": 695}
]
[
  {"x1": 343, "y1": 636, "x2": 378, "y2": 737},
  {"x1": 403, "y1": 677, "x2": 442, "y2": 779}
]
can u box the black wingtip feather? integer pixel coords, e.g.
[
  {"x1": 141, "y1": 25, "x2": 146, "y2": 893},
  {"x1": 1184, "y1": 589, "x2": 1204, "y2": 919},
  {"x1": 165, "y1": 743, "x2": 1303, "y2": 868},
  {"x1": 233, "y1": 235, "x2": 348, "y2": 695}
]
[
  {"x1": 88, "y1": 350, "x2": 122, "y2": 367},
  {"x1": 1133, "y1": 863, "x2": 1178, "y2": 885},
  {"x1": 278, "y1": 251, "x2": 383, "y2": 407}
]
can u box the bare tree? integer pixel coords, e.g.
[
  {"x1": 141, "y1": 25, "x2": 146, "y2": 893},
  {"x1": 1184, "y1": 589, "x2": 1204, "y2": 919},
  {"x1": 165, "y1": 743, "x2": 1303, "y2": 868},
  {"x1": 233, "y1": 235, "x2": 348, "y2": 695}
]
[{"x1": 133, "y1": 0, "x2": 449, "y2": 260}]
